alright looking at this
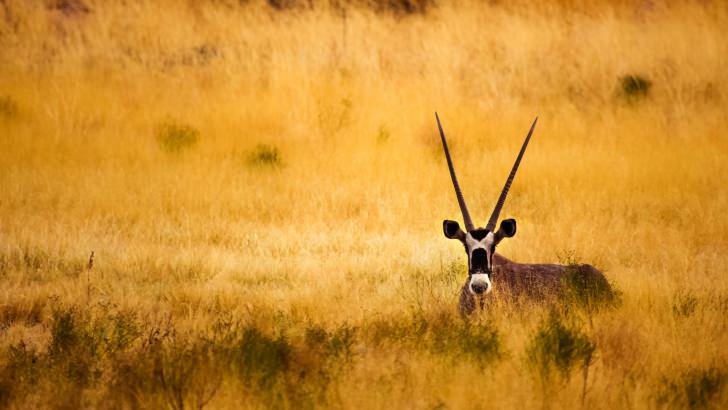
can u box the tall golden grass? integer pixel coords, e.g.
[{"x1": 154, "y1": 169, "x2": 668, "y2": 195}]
[{"x1": 1, "y1": 0, "x2": 727, "y2": 408}]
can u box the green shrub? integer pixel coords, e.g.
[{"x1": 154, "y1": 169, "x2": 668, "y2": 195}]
[
  {"x1": 427, "y1": 313, "x2": 500, "y2": 366},
  {"x1": 0, "y1": 95, "x2": 19, "y2": 119},
  {"x1": 111, "y1": 335, "x2": 222, "y2": 410},
  {"x1": 47, "y1": 307, "x2": 141, "y2": 377},
  {"x1": 367, "y1": 311, "x2": 500, "y2": 367},
  {"x1": 234, "y1": 327, "x2": 292, "y2": 389},
  {"x1": 305, "y1": 323, "x2": 356, "y2": 363},
  {"x1": 247, "y1": 144, "x2": 282, "y2": 167},
  {"x1": 659, "y1": 367, "x2": 726, "y2": 409},
  {"x1": 108, "y1": 310, "x2": 142, "y2": 353},
  {"x1": 527, "y1": 312, "x2": 595, "y2": 381},
  {"x1": 48, "y1": 308, "x2": 83, "y2": 357},
  {"x1": 559, "y1": 264, "x2": 618, "y2": 312},
  {"x1": 556, "y1": 250, "x2": 618, "y2": 312},
  {"x1": 0, "y1": 342, "x2": 40, "y2": 406},
  {"x1": 370, "y1": 0, "x2": 434, "y2": 15},
  {"x1": 266, "y1": 0, "x2": 308, "y2": 10},
  {"x1": 156, "y1": 121, "x2": 199, "y2": 153},
  {"x1": 673, "y1": 291, "x2": 699, "y2": 318},
  {"x1": 376, "y1": 125, "x2": 391, "y2": 144},
  {"x1": 618, "y1": 74, "x2": 651, "y2": 102},
  {"x1": 264, "y1": 0, "x2": 434, "y2": 15},
  {"x1": 297, "y1": 323, "x2": 358, "y2": 405}
]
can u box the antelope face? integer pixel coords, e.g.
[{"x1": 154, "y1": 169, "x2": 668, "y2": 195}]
[{"x1": 443, "y1": 219, "x2": 517, "y2": 295}]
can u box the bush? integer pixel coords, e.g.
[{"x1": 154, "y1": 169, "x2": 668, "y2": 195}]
[
  {"x1": 156, "y1": 121, "x2": 199, "y2": 153},
  {"x1": 304, "y1": 324, "x2": 356, "y2": 364},
  {"x1": 234, "y1": 327, "x2": 292, "y2": 389},
  {"x1": 0, "y1": 96, "x2": 19, "y2": 119},
  {"x1": 376, "y1": 125, "x2": 391, "y2": 144},
  {"x1": 559, "y1": 264, "x2": 618, "y2": 312},
  {"x1": 368, "y1": 311, "x2": 500, "y2": 367},
  {"x1": 556, "y1": 250, "x2": 618, "y2": 313},
  {"x1": 366, "y1": 0, "x2": 434, "y2": 15},
  {"x1": 527, "y1": 312, "x2": 595, "y2": 381},
  {"x1": 225, "y1": 322, "x2": 357, "y2": 407},
  {"x1": 428, "y1": 314, "x2": 500, "y2": 366},
  {"x1": 263, "y1": 0, "x2": 434, "y2": 15},
  {"x1": 659, "y1": 367, "x2": 726, "y2": 409},
  {"x1": 297, "y1": 323, "x2": 357, "y2": 404},
  {"x1": 111, "y1": 334, "x2": 222, "y2": 410},
  {"x1": 618, "y1": 74, "x2": 651, "y2": 102},
  {"x1": 0, "y1": 342, "x2": 41, "y2": 406},
  {"x1": 673, "y1": 291, "x2": 699, "y2": 318},
  {"x1": 247, "y1": 144, "x2": 282, "y2": 167}
]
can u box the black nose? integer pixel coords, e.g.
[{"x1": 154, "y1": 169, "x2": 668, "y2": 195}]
[{"x1": 472, "y1": 283, "x2": 487, "y2": 294}]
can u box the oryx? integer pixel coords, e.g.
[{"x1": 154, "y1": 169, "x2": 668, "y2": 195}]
[{"x1": 435, "y1": 113, "x2": 610, "y2": 315}]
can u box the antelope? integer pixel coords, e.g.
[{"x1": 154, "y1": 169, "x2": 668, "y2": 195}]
[{"x1": 435, "y1": 114, "x2": 610, "y2": 315}]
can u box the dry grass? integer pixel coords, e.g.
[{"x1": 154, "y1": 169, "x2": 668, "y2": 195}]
[{"x1": 1, "y1": 0, "x2": 727, "y2": 408}]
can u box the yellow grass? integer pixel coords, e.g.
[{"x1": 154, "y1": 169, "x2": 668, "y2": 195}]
[{"x1": 1, "y1": 0, "x2": 727, "y2": 408}]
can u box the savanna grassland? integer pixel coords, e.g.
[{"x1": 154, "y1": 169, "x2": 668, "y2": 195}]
[{"x1": 1, "y1": 0, "x2": 727, "y2": 408}]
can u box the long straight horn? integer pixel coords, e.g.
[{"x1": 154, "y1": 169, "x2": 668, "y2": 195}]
[
  {"x1": 436, "y1": 113, "x2": 474, "y2": 232},
  {"x1": 485, "y1": 117, "x2": 538, "y2": 232}
]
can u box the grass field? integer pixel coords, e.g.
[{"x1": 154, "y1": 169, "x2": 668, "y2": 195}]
[{"x1": 1, "y1": 0, "x2": 727, "y2": 408}]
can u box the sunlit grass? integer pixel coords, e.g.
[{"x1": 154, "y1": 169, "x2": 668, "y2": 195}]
[{"x1": 0, "y1": 0, "x2": 727, "y2": 408}]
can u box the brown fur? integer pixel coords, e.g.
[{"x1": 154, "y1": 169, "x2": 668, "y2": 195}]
[{"x1": 459, "y1": 253, "x2": 608, "y2": 315}]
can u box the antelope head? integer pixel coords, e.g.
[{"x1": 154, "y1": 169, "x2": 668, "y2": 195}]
[{"x1": 436, "y1": 113, "x2": 537, "y2": 296}]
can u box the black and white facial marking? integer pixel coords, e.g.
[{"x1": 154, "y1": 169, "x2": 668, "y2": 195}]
[
  {"x1": 444, "y1": 219, "x2": 517, "y2": 296},
  {"x1": 465, "y1": 229, "x2": 495, "y2": 294}
]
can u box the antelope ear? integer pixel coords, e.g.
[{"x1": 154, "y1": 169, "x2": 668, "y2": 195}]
[
  {"x1": 443, "y1": 220, "x2": 466, "y2": 241},
  {"x1": 494, "y1": 218, "x2": 517, "y2": 243}
]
